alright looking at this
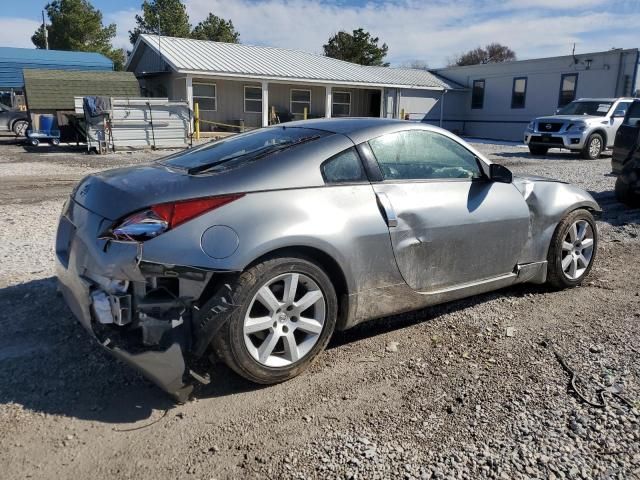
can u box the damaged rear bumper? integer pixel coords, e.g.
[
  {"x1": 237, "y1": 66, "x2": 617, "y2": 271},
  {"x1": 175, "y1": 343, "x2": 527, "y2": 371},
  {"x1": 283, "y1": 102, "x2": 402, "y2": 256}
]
[{"x1": 55, "y1": 198, "x2": 235, "y2": 402}]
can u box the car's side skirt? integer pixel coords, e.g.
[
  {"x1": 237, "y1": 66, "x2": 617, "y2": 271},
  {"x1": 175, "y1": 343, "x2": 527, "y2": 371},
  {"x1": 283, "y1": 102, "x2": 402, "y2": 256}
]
[{"x1": 344, "y1": 261, "x2": 547, "y2": 329}]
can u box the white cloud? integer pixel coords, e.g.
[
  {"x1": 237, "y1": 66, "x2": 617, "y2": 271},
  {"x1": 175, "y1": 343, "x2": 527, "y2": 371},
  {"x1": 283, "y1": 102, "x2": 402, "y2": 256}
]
[
  {"x1": 105, "y1": 9, "x2": 140, "y2": 51},
  {"x1": 184, "y1": 0, "x2": 639, "y2": 66},
  {"x1": 503, "y1": 0, "x2": 607, "y2": 9},
  {"x1": 0, "y1": 18, "x2": 41, "y2": 48}
]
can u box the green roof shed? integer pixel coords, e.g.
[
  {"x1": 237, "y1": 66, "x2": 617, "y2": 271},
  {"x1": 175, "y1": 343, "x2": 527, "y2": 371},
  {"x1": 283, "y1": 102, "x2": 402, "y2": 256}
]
[{"x1": 23, "y1": 69, "x2": 140, "y2": 111}]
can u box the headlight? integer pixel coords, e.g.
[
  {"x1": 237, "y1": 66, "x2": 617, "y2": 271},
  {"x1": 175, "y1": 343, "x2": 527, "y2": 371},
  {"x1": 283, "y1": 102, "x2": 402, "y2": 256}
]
[
  {"x1": 105, "y1": 194, "x2": 244, "y2": 241},
  {"x1": 527, "y1": 121, "x2": 535, "y2": 130},
  {"x1": 567, "y1": 122, "x2": 587, "y2": 132}
]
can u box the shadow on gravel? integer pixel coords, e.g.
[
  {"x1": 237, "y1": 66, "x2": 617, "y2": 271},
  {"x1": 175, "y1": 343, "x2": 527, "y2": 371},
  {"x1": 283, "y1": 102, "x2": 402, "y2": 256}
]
[
  {"x1": 0, "y1": 277, "x2": 174, "y2": 424},
  {"x1": 0, "y1": 276, "x2": 281, "y2": 421},
  {"x1": 328, "y1": 282, "x2": 548, "y2": 349},
  {"x1": 588, "y1": 190, "x2": 640, "y2": 230}
]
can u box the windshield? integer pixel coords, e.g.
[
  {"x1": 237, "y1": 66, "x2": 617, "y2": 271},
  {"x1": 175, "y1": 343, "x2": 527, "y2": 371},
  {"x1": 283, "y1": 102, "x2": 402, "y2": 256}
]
[
  {"x1": 558, "y1": 101, "x2": 613, "y2": 116},
  {"x1": 161, "y1": 127, "x2": 328, "y2": 171}
]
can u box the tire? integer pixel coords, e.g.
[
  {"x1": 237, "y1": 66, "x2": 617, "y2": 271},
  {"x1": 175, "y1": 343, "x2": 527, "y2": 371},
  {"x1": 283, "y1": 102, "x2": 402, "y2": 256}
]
[
  {"x1": 12, "y1": 120, "x2": 28, "y2": 137},
  {"x1": 30, "y1": 138, "x2": 39, "y2": 147},
  {"x1": 212, "y1": 256, "x2": 337, "y2": 384},
  {"x1": 529, "y1": 145, "x2": 548, "y2": 155},
  {"x1": 546, "y1": 209, "x2": 597, "y2": 289},
  {"x1": 581, "y1": 133, "x2": 604, "y2": 160},
  {"x1": 50, "y1": 138, "x2": 60, "y2": 146},
  {"x1": 615, "y1": 176, "x2": 640, "y2": 207}
]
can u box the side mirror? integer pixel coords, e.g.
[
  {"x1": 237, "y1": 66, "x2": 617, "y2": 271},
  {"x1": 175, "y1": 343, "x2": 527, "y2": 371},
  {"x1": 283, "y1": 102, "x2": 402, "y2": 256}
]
[
  {"x1": 490, "y1": 163, "x2": 513, "y2": 183},
  {"x1": 613, "y1": 109, "x2": 626, "y2": 118}
]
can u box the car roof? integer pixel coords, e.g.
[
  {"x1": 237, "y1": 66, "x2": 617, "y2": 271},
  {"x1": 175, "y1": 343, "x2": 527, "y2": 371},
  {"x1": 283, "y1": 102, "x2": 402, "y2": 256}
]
[
  {"x1": 270, "y1": 117, "x2": 451, "y2": 141},
  {"x1": 575, "y1": 97, "x2": 634, "y2": 102}
]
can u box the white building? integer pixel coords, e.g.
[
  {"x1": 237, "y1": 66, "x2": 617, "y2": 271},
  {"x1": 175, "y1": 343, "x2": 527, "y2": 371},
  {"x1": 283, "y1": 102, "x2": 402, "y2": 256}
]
[{"x1": 126, "y1": 35, "x2": 639, "y2": 141}]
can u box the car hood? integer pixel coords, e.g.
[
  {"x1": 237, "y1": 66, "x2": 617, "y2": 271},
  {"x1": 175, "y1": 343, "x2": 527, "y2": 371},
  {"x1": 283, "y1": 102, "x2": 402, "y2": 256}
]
[{"x1": 535, "y1": 115, "x2": 603, "y2": 124}]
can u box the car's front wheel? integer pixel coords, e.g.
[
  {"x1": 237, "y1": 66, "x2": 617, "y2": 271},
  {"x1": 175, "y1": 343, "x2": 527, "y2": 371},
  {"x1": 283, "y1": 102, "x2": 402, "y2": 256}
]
[
  {"x1": 581, "y1": 133, "x2": 604, "y2": 160},
  {"x1": 546, "y1": 209, "x2": 597, "y2": 289},
  {"x1": 213, "y1": 256, "x2": 337, "y2": 384},
  {"x1": 528, "y1": 145, "x2": 548, "y2": 155}
]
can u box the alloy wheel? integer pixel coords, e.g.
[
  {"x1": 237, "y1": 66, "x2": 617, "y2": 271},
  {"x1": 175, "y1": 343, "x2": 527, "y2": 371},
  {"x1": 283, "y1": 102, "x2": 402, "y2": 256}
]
[
  {"x1": 561, "y1": 220, "x2": 595, "y2": 280},
  {"x1": 589, "y1": 137, "x2": 602, "y2": 158},
  {"x1": 243, "y1": 272, "x2": 326, "y2": 367}
]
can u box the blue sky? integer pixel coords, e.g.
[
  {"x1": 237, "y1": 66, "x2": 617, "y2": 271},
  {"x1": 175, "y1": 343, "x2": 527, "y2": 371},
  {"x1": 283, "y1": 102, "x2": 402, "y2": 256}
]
[{"x1": 2, "y1": 0, "x2": 639, "y2": 67}]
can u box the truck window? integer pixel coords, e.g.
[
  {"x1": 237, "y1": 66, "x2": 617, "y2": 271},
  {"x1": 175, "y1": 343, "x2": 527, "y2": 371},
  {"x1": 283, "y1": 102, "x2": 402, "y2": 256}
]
[{"x1": 625, "y1": 102, "x2": 640, "y2": 127}]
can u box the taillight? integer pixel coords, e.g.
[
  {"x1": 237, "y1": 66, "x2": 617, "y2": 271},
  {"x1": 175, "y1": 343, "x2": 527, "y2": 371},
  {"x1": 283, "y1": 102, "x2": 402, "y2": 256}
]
[{"x1": 108, "y1": 194, "x2": 244, "y2": 241}]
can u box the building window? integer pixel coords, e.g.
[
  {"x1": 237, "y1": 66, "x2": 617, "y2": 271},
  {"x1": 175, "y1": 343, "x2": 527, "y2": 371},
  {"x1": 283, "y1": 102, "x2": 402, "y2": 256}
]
[
  {"x1": 558, "y1": 74, "x2": 578, "y2": 108},
  {"x1": 511, "y1": 77, "x2": 527, "y2": 109},
  {"x1": 244, "y1": 85, "x2": 262, "y2": 113},
  {"x1": 291, "y1": 89, "x2": 311, "y2": 116},
  {"x1": 193, "y1": 83, "x2": 216, "y2": 111},
  {"x1": 471, "y1": 79, "x2": 485, "y2": 109},
  {"x1": 332, "y1": 91, "x2": 351, "y2": 116}
]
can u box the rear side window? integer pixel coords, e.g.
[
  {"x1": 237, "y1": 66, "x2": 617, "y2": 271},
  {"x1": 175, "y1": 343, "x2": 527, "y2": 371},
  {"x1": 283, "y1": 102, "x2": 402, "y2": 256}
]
[
  {"x1": 321, "y1": 148, "x2": 366, "y2": 184},
  {"x1": 625, "y1": 102, "x2": 640, "y2": 126}
]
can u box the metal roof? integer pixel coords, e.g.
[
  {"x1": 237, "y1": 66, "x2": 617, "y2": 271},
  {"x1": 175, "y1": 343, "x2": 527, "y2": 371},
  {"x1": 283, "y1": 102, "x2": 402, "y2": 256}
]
[
  {"x1": 23, "y1": 69, "x2": 139, "y2": 110},
  {"x1": 131, "y1": 34, "x2": 463, "y2": 90},
  {"x1": 0, "y1": 47, "x2": 113, "y2": 89}
]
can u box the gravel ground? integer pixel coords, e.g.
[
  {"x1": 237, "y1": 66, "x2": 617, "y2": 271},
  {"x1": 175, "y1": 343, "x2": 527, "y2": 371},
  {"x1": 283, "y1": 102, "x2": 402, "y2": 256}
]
[{"x1": 0, "y1": 137, "x2": 639, "y2": 479}]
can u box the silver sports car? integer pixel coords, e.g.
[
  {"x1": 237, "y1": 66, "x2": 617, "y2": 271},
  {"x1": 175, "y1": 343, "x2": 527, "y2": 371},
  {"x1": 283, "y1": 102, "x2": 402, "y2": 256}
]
[{"x1": 56, "y1": 118, "x2": 600, "y2": 400}]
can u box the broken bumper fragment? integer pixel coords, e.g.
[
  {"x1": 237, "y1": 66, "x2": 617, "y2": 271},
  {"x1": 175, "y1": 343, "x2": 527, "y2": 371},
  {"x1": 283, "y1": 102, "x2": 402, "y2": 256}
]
[{"x1": 55, "y1": 198, "x2": 234, "y2": 401}]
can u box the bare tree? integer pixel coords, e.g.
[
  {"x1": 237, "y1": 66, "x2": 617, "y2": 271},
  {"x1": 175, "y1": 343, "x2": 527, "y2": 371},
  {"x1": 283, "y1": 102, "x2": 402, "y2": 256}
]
[
  {"x1": 399, "y1": 59, "x2": 429, "y2": 70},
  {"x1": 449, "y1": 43, "x2": 516, "y2": 67}
]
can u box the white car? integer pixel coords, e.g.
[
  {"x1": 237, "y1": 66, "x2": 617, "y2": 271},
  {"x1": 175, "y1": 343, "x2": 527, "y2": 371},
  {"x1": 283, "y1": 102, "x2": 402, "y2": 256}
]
[{"x1": 524, "y1": 98, "x2": 635, "y2": 159}]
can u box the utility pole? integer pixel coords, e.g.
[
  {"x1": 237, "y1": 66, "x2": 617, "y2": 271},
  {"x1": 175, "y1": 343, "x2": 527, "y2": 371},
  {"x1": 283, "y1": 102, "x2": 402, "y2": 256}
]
[{"x1": 42, "y1": 10, "x2": 49, "y2": 49}]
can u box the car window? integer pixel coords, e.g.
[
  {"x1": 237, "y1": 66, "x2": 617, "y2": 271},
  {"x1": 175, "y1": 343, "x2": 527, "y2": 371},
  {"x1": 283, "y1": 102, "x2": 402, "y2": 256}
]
[
  {"x1": 558, "y1": 101, "x2": 612, "y2": 116},
  {"x1": 625, "y1": 102, "x2": 640, "y2": 127},
  {"x1": 368, "y1": 130, "x2": 482, "y2": 180},
  {"x1": 321, "y1": 148, "x2": 366, "y2": 184},
  {"x1": 616, "y1": 101, "x2": 632, "y2": 115}
]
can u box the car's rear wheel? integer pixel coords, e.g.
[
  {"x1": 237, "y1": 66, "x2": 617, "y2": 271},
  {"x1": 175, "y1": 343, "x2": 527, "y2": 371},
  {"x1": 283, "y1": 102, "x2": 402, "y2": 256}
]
[
  {"x1": 546, "y1": 209, "x2": 597, "y2": 289},
  {"x1": 213, "y1": 256, "x2": 337, "y2": 384},
  {"x1": 528, "y1": 145, "x2": 548, "y2": 155},
  {"x1": 615, "y1": 176, "x2": 640, "y2": 207},
  {"x1": 581, "y1": 133, "x2": 604, "y2": 160}
]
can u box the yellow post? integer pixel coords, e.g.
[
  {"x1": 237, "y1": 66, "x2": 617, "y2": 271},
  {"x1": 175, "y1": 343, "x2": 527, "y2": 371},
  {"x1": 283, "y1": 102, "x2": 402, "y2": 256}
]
[
  {"x1": 400, "y1": 108, "x2": 405, "y2": 120},
  {"x1": 303, "y1": 106, "x2": 308, "y2": 120},
  {"x1": 194, "y1": 102, "x2": 200, "y2": 140}
]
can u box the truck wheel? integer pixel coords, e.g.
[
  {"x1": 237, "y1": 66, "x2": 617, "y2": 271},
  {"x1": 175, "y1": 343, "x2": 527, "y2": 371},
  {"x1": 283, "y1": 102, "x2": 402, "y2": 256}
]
[
  {"x1": 615, "y1": 176, "x2": 640, "y2": 207},
  {"x1": 581, "y1": 133, "x2": 603, "y2": 160},
  {"x1": 212, "y1": 256, "x2": 337, "y2": 384},
  {"x1": 528, "y1": 145, "x2": 548, "y2": 156},
  {"x1": 546, "y1": 209, "x2": 597, "y2": 289},
  {"x1": 30, "y1": 138, "x2": 39, "y2": 147}
]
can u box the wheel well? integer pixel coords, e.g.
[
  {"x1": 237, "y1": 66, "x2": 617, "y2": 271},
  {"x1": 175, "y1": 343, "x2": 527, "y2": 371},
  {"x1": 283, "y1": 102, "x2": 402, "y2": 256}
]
[
  {"x1": 589, "y1": 129, "x2": 607, "y2": 146},
  {"x1": 9, "y1": 118, "x2": 27, "y2": 131},
  {"x1": 246, "y1": 246, "x2": 350, "y2": 329}
]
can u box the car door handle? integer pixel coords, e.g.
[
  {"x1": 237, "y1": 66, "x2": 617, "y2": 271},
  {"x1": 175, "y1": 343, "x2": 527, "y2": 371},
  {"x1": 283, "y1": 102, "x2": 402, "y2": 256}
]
[{"x1": 375, "y1": 192, "x2": 398, "y2": 227}]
